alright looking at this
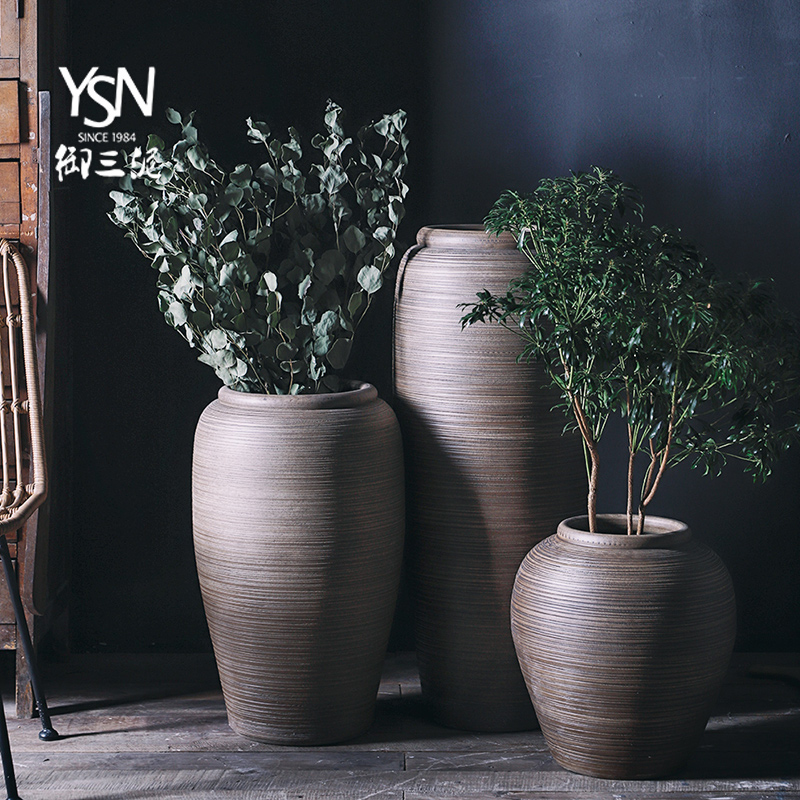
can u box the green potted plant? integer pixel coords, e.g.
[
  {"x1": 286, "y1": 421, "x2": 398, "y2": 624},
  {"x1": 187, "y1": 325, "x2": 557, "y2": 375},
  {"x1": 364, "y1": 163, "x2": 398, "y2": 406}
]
[
  {"x1": 109, "y1": 101, "x2": 409, "y2": 745},
  {"x1": 462, "y1": 167, "x2": 800, "y2": 777}
]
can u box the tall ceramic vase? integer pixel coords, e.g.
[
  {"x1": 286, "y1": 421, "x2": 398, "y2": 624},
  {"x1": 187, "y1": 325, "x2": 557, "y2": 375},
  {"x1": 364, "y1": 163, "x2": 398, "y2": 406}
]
[
  {"x1": 511, "y1": 514, "x2": 736, "y2": 778},
  {"x1": 192, "y1": 382, "x2": 404, "y2": 745},
  {"x1": 393, "y1": 225, "x2": 585, "y2": 731}
]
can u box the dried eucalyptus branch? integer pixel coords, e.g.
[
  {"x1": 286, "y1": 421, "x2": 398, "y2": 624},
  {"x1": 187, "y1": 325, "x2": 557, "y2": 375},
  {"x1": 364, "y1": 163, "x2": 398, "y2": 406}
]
[{"x1": 109, "y1": 101, "x2": 409, "y2": 394}]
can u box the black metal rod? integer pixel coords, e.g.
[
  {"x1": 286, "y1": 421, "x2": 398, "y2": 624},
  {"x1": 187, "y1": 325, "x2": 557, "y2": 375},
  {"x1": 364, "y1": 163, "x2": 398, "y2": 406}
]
[
  {"x1": 0, "y1": 691, "x2": 20, "y2": 800},
  {"x1": 0, "y1": 536, "x2": 57, "y2": 741}
]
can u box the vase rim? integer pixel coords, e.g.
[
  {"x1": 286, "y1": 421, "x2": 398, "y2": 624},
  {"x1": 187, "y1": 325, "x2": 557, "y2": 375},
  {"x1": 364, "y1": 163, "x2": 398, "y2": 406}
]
[
  {"x1": 557, "y1": 514, "x2": 691, "y2": 549},
  {"x1": 416, "y1": 224, "x2": 518, "y2": 249},
  {"x1": 217, "y1": 381, "x2": 378, "y2": 410}
]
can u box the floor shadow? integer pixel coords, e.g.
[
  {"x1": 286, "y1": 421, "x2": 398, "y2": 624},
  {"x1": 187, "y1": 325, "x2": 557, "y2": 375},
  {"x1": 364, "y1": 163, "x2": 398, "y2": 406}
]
[
  {"x1": 351, "y1": 688, "x2": 539, "y2": 746},
  {"x1": 49, "y1": 680, "x2": 222, "y2": 717},
  {"x1": 679, "y1": 710, "x2": 800, "y2": 779},
  {"x1": 48, "y1": 710, "x2": 228, "y2": 741}
]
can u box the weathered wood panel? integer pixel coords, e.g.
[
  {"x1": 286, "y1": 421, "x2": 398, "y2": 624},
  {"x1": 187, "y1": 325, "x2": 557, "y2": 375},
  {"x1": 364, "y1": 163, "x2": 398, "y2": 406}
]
[
  {"x1": 0, "y1": 59, "x2": 19, "y2": 79},
  {"x1": 6, "y1": 767, "x2": 800, "y2": 799},
  {"x1": 14, "y1": 751, "x2": 406, "y2": 771},
  {"x1": 0, "y1": 159, "x2": 19, "y2": 223},
  {"x1": 0, "y1": 78, "x2": 18, "y2": 142},
  {"x1": 0, "y1": 0, "x2": 19, "y2": 60},
  {"x1": 0, "y1": 652, "x2": 797, "y2": 799}
]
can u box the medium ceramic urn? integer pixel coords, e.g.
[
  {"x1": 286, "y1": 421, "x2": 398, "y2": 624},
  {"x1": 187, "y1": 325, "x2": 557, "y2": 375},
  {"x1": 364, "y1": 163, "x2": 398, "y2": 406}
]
[
  {"x1": 192, "y1": 382, "x2": 405, "y2": 745},
  {"x1": 511, "y1": 514, "x2": 736, "y2": 778}
]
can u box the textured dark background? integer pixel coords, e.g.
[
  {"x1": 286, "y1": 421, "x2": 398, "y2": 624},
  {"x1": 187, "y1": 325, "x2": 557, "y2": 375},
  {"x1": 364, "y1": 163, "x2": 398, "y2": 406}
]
[{"x1": 53, "y1": 1, "x2": 799, "y2": 653}]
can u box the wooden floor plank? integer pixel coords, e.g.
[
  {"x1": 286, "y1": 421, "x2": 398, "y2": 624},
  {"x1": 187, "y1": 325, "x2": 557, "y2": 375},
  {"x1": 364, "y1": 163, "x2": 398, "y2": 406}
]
[
  {"x1": 14, "y1": 750, "x2": 406, "y2": 771},
  {"x1": 0, "y1": 652, "x2": 796, "y2": 799},
  {"x1": 15, "y1": 794, "x2": 800, "y2": 800},
  {"x1": 406, "y1": 794, "x2": 800, "y2": 800},
  {"x1": 13, "y1": 793, "x2": 799, "y2": 800},
  {"x1": 11, "y1": 767, "x2": 800, "y2": 797},
  {"x1": 4, "y1": 790, "x2": 406, "y2": 800},
  {"x1": 406, "y1": 749, "x2": 558, "y2": 771}
]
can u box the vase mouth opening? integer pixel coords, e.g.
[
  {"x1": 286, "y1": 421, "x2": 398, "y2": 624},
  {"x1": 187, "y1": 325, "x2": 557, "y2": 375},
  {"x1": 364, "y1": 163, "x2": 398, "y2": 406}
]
[
  {"x1": 217, "y1": 381, "x2": 378, "y2": 409},
  {"x1": 416, "y1": 224, "x2": 518, "y2": 249},
  {"x1": 557, "y1": 514, "x2": 691, "y2": 549}
]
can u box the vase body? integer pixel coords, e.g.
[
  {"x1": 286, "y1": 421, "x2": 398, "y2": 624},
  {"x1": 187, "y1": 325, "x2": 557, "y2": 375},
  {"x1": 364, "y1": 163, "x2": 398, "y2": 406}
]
[
  {"x1": 511, "y1": 514, "x2": 736, "y2": 778},
  {"x1": 393, "y1": 225, "x2": 585, "y2": 731},
  {"x1": 192, "y1": 383, "x2": 404, "y2": 745}
]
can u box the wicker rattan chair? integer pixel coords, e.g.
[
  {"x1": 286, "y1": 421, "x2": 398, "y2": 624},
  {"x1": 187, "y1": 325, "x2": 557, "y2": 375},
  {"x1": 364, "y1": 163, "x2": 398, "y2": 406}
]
[{"x1": 0, "y1": 239, "x2": 57, "y2": 800}]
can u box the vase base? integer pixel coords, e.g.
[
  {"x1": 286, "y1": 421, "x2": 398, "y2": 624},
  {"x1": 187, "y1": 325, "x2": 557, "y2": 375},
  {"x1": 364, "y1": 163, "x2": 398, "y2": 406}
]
[{"x1": 228, "y1": 713, "x2": 374, "y2": 747}]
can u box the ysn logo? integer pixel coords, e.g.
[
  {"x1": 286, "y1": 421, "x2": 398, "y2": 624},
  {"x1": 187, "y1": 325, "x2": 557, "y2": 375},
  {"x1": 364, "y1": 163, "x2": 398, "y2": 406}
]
[{"x1": 59, "y1": 67, "x2": 156, "y2": 128}]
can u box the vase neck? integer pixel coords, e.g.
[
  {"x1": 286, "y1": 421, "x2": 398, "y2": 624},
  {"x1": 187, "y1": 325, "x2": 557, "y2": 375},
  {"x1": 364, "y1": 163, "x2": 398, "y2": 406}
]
[
  {"x1": 557, "y1": 514, "x2": 691, "y2": 549},
  {"x1": 217, "y1": 382, "x2": 377, "y2": 410}
]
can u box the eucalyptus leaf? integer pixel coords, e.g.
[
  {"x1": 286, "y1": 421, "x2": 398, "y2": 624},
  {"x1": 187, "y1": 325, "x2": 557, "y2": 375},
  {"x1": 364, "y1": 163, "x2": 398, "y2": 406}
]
[
  {"x1": 261, "y1": 271, "x2": 278, "y2": 293},
  {"x1": 114, "y1": 206, "x2": 135, "y2": 224},
  {"x1": 348, "y1": 291, "x2": 365, "y2": 317},
  {"x1": 233, "y1": 359, "x2": 250, "y2": 377},
  {"x1": 255, "y1": 162, "x2": 278, "y2": 187},
  {"x1": 219, "y1": 263, "x2": 237, "y2": 286},
  {"x1": 220, "y1": 240, "x2": 241, "y2": 261},
  {"x1": 219, "y1": 349, "x2": 237, "y2": 367},
  {"x1": 187, "y1": 146, "x2": 207, "y2": 170},
  {"x1": 193, "y1": 310, "x2": 211, "y2": 329},
  {"x1": 279, "y1": 318, "x2": 297, "y2": 340},
  {"x1": 110, "y1": 190, "x2": 135, "y2": 207},
  {"x1": 343, "y1": 224, "x2": 367, "y2": 253},
  {"x1": 205, "y1": 329, "x2": 229, "y2": 350},
  {"x1": 166, "y1": 302, "x2": 188, "y2": 327},
  {"x1": 297, "y1": 273, "x2": 312, "y2": 299},
  {"x1": 326, "y1": 336, "x2": 352, "y2": 370},
  {"x1": 231, "y1": 164, "x2": 253, "y2": 186},
  {"x1": 183, "y1": 123, "x2": 199, "y2": 144},
  {"x1": 224, "y1": 185, "x2": 245, "y2": 206},
  {"x1": 188, "y1": 193, "x2": 207, "y2": 210},
  {"x1": 314, "y1": 310, "x2": 338, "y2": 336},
  {"x1": 237, "y1": 256, "x2": 259, "y2": 284},
  {"x1": 232, "y1": 313, "x2": 247, "y2": 332},
  {"x1": 357, "y1": 265, "x2": 383, "y2": 294},
  {"x1": 246, "y1": 118, "x2": 270, "y2": 143},
  {"x1": 276, "y1": 341, "x2": 296, "y2": 361},
  {"x1": 315, "y1": 250, "x2": 344, "y2": 284}
]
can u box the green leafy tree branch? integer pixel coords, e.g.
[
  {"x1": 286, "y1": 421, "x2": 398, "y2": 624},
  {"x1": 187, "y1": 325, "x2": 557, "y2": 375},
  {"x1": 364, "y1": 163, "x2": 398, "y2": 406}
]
[{"x1": 462, "y1": 167, "x2": 800, "y2": 534}]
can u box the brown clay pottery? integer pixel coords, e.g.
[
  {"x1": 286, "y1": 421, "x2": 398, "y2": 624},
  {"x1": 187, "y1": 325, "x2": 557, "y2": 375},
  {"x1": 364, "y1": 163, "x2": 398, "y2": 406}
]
[
  {"x1": 192, "y1": 382, "x2": 404, "y2": 745},
  {"x1": 511, "y1": 514, "x2": 736, "y2": 778},
  {"x1": 393, "y1": 225, "x2": 585, "y2": 731}
]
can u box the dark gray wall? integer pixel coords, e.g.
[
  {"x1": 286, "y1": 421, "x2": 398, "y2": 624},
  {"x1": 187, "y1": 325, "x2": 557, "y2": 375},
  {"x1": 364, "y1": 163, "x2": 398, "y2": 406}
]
[
  {"x1": 58, "y1": 0, "x2": 429, "y2": 652},
  {"x1": 424, "y1": 0, "x2": 800, "y2": 650},
  {"x1": 58, "y1": 1, "x2": 799, "y2": 653}
]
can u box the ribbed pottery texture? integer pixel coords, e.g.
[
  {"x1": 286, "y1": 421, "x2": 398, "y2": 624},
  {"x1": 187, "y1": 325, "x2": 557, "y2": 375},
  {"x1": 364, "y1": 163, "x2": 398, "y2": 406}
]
[
  {"x1": 393, "y1": 225, "x2": 585, "y2": 731},
  {"x1": 192, "y1": 383, "x2": 404, "y2": 745},
  {"x1": 511, "y1": 514, "x2": 736, "y2": 778}
]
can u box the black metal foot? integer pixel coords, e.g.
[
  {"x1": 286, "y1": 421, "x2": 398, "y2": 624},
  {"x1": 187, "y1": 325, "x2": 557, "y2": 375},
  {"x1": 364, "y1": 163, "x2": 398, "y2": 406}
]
[{"x1": 0, "y1": 536, "x2": 57, "y2": 749}]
